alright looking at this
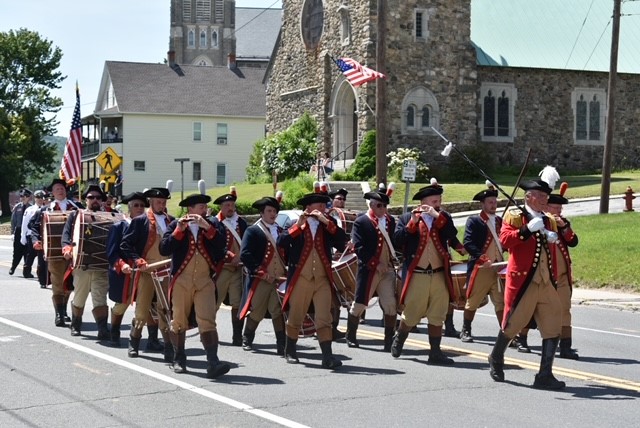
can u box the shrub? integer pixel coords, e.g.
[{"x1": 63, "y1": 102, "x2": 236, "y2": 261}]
[
  {"x1": 280, "y1": 173, "x2": 314, "y2": 209},
  {"x1": 443, "y1": 144, "x2": 495, "y2": 181},
  {"x1": 348, "y1": 130, "x2": 376, "y2": 180},
  {"x1": 387, "y1": 147, "x2": 430, "y2": 182}
]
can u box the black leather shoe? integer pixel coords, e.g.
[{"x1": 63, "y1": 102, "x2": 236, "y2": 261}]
[
  {"x1": 23, "y1": 271, "x2": 34, "y2": 279},
  {"x1": 207, "y1": 361, "x2": 231, "y2": 379},
  {"x1": 322, "y1": 355, "x2": 343, "y2": 369},
  {"x1": 9, "y1": 268, "x2": 15, "y2": 275},
  {"x1": 427, "y1": 349, "x2": 454, "y2": 366},
  {"x1": 533, "y1": 373, "x2": 566, "y2": 390}
]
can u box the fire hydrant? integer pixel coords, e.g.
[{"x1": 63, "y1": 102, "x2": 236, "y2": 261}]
[{"x1": 623, "y1": 186, "x2": 636, "y2": 212}]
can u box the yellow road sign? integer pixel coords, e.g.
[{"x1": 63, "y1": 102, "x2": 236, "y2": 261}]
[
  {"x1": 96, "y1": 146, "x2": 122, "y2": 173},
  {"x1": 99, "y1": 174, "x2": 116, "y2": 184}
]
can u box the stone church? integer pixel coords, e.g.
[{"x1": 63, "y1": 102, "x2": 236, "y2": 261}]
[{"x1": 266, "y1": 0, "x2": 640, "y2": 173}]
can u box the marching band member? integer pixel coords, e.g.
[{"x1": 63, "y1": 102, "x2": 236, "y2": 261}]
[
  {"x1": 61, "y1": 185, "x2": 110, "y2": 338},
  {"x1": 347, "y1": 186, "x2": 397, "y2": 351},
  {"x1": 329, "y1": 188, "x2": 348, "y2": 210},
  {"x1": 238, "y1": 197, "x2": 287, "y2": 355},
  {"x1": 547, "y1": 182, "x2": 580, "y2": 360},
  {"x1": 120, "y1": 187, "x2": 174, "y2": 361},
  {"x1": 160, "y1": 193, "x2": 231, "y2": 378},
  {"x1": 392, "y1": 179, "x2": 459, "y2": 365},
  {"x1": 29, "y1": 178, "x2": 82, "y2": 327},
  {"x1": 106, "y1": 191, "x2": 162, "y2": 349},
  {"x1": 488, "y1": 177, "x2": 565, "y2": 390},
  {"x1": 10, "y1": 188, "x2": 32, "y2": 277},
  {"x1": 209, "y1": 186, "x2": 248, "y2": 346},
  {"x1": 460, "y1": 183, "x2": 505, "y2": 342},
  {"x1": 277, "y1": 192, "x2": 347, "y2": 369}
]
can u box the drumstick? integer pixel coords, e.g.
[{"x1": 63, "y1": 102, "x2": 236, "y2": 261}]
[{"x1": 133, "y1": 259, "x2": 171, "y2": 272}]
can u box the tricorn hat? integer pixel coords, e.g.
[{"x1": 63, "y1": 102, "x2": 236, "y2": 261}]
[
  {"x1": 82, "y1": 184, "x2": 107, "y2": 201},
  {"x1": 297, "y1": 193, "x2": 331, "y2": 207},
  {"x1": 122, "y1": 191, "x2": 149, "y2": 207},
  {"x1": 328, "y1": 188, "x2": 348, "y2": 199},
  {"x1": 252, "y1": 197, "x2": 280, "y2": 211},
  {"x1": 47, "y1": 178, "x2": 67, "y2": 191},
  {"x1": 364, "y1": 191, "x2": 390, "y2": 205},
  {"x1": 548, "y1": 182, "x2": 569, "y2": 205},
  {"x1": 519, "y1": 179, "x2": 552, "y2": 194},
  {"x1": 143, "y1": 187, "x2": 171, "y2": 199},
  {"x1": 473, "y1": 180, "x2": 499, "y2": 201},
  {"x1": 412, "y1": 178, "x2": 444, "y2": 200},
  {"x1": 179, "y1": 193, "x2": 212, "y2": 207}
]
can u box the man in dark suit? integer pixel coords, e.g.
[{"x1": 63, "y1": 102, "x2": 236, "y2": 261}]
[
  {"x1": 238, "y1": 197, "x2": 287, "y2": 354},
  {"x1": 277, "y1": 192, "x2": 347, "y2": 369},
  {"x1": 10, "y1": 188, "x2": 33, "y2": 277},
  {"x1": 347, "y1": 188, "x2": 397, "y2": 351}
]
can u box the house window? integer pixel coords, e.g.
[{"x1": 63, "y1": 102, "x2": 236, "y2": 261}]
[
  {"x1": 200, "y1": 30, "x2": 207, "y2": 48},
  {"x1": 414, "y1": 9, "x2": 430, "y2": 41},
  {"x1": 401, "y1": 87, "x2": 440, "y2": 134},
  {"x1": 193, "y1": 162, "x2": 202, "y2": 181},
  {"x1": 217, "y1": 123, "x2": 228, "y2": 145},
  {"x1": 183, "y1": 0, "x2": 192, "y2": 22},
  {"x1": 216, "y1": 163, "x2": 226, "y2": 185},
  {"x1": 211, "y1": 30, "x2": 218, "y2": 47},
  {"x1": 572, "y1": 88, "x2": 605, "y2": 145},
  {"x1": 134, "y1": 161, "x2": 146, "y2": 172},
  {"x1": 196, "y1": 0, "x2": 211, "y2": 21},
  {"x1": 193, "y1": 122, "x2": 202, "y2": 141},
  {"x1": 479, "y1": 82, "x2": 517, "y2": 143},
  {"x1": 188, "y1": 29, "x2": 195, "y2": 47}
]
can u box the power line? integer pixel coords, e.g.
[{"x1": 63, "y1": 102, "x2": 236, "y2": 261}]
[
  {"x1": 582, "y1": 17, "x2": 612, "y2": 70},
  {"x1": 564, "y1": 0, "x2": 596, "y2": 69}
]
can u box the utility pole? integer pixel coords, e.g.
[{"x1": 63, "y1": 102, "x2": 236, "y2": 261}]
[
  {"x1": 600, "y1": 0, "x2": 621, "y2": 214},
  {"x1": 375, "y1": 0, "x2": 388, "y2": 185},
  {"x1": 174, "y1": 157, "x2": 190, "y2": 202}
]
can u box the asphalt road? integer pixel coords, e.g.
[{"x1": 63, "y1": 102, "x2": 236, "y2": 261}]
[{"x1": 0, "y1": 232, "x2": 639, "y2": 427}]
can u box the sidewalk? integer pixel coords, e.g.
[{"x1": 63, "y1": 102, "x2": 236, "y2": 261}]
[{"x1": 572, "y1": 287, "x2": 640, "y2": 312}]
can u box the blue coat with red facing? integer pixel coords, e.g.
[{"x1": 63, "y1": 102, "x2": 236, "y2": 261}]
[
  {"x1": 159, "y1": 220, "x2": 226, "y2": 294},
  {"x1": 351, "y1": 211, "x2": 396, "y2": 305},
  {"x1": 106, "y1": 219, "x2": 134, "y2": 303},
  {"x1": 238, "y1": 222, "x2": 286, "y2": 319},
  {"x1": 463, "y1": 212, "x2": 503, "y2": 296},
  {"x1": 276, "y1": 216, "x2": 347, "y2": 311},
  {"x1": 499, "y1": 208, "x2": 558, "y2": 328},
  {"x1": 209, "y1": 213, "x2": 248, "y2": 276},
  {"x1": 394, "y1": 211, "x2": 459, "y2": 304}
]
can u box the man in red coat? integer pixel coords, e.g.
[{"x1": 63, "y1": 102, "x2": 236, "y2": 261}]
[{"x1": 488, "y1": 179, "x2": 564, "y2": 390}]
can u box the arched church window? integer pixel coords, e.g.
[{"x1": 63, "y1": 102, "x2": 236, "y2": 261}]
[
  {"x1": 188, "y1": 29, "x2": 195, "y2": 47},
  {"x1": 200, "y1": 30, "x2": 207, "y2": 48},
  {"x1": 421, "y1": 106, "x2": 430, "y2": 128},
  {"x1": 211, "y1": 30, "x2": 218, "y2": 47},
  {"x1": 406, "y1": 106, "x2": 415, "y2": 128},
  {"x1": 400, "y1": 87, "x2": 439, "y2": 134},
  {"x1": 480, "y1": 82, "x2": 517, "y2": 143}
]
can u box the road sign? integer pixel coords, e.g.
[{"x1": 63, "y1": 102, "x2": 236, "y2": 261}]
[
  {"x1": 402, "y1": 159, "x2": 417, "y2": 182},
  {"x1": 96, "y1": 146, "x2": 122, "y2": 173},
  {"x1": 99, "y1": 174, "x2": 116, "y2": 184}
]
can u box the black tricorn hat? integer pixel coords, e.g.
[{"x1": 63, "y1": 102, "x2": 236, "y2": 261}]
[
  {"x1": 143, "y1": 187, "x2": 171, "y2": 199},
  {"x1": 412, "y1": 179, "x2": 444, "y2": 200},
  {"x1": 548, "y1": 194, "x2": 569, "y2": 205},
  {"x1": 252, "y1": 197, "x2": 280, "y2": 211},
  {"x1": 472, "y1": 189, "x2": 499, "y2": 202},
  {"x1": 179, "y1": 193, "x2": 212, "y2": 207},
  {"x1": 328, "y1": 188, "x2": 348, "y2": 199},
  {"x1": 19, "y1": 188, "x2": 33, "y2": 197},
  {"x1": 82, "y1": 184, "x2": 107, "y2": 201},
  {"x1": 519, "y1": 179, "x2": 552, "y2": 194},
  {"x1": 213, "y1": 194, "x2": 237, "y2": 205},
  {"x1": 297, "y1": 193, "x2": 331, "y2": 207},
  {"x1": 122, "y1": 191, "x2": 149, "y2": 207},
  {"x1": 47, "y1": 178, "x2": 68, "y2": 191},
  {"x1": 364, "y1": 191, "x2": 390, "y2": 205}
]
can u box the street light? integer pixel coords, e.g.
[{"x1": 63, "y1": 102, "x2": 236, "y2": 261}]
[{"x1": 174, "y1": 158, "x2": 190, "y2": 202}]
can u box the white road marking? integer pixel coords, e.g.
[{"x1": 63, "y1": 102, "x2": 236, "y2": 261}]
[{"x1": 0, "y1": 316, "x2": 310, "y2": 428}]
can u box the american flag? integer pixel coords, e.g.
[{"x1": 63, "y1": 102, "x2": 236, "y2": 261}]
[
  {"x1": 60, "y1": 86, "x2": 82, "y2": 181},
  {"x1": 333, "y1": 57, "x2": 386, "y2": 87}
]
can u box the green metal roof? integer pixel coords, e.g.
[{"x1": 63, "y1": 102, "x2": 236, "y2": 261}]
[{"x1": 471, "y1": 0, "x2": 640, "y2": 73}]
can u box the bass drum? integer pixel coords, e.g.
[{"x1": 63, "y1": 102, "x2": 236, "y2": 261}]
[
  {"x1": 42, "y1": 211, "x2": 69, "y2": 261},
  {"x1": 72, "y1": 211, "x2": 125, "y2": 270}
]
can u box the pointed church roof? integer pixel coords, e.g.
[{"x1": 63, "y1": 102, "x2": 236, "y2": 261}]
[
  {"x1": 94, "y1": 61, "x2": 265, "y2": 117},
  {"x1": 472, "y1": 0, "x2": 640, "y2": 73},
  {"x1": 235, "y1": 7, "x2": 282, "y2": 60}
]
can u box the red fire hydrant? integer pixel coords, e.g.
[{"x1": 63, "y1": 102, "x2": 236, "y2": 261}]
[{"x1": 623, "y1": 186, "x2": 636, "y2": 212}]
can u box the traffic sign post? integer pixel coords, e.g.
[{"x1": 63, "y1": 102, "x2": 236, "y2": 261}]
[
  {"x1": 402, "y1": 159, "x2": 417, "y2": 213},
  {"x1": 97, "y1": 146, "x2": 122, "y2": 174}
]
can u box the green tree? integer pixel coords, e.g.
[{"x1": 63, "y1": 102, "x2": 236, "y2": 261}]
[
  {"x1": 248, "y1": 112, "x2": 318, "y2": 181},
  {"x1": 0, "y1": 28, "x2": 63, "y2": 212},
  {"x1": 347, "y1": 129, "x2": 376, "y2": 180}
]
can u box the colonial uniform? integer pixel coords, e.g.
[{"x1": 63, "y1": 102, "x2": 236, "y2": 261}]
[
  {"x1": 120, "y1": 187, "x2": 174, "y2": 359},
  {"x1": 159, "y1": 193, "x2": 230, "y2": 378},
  {"x1": 548, "y1": 184, "x2": 580, "y2": 360},
  {"x1": 277, "y1": 192, "x2": 347, "y2": 369},
  {"x1": 10, "y1": 188, "x2": 32, "y2": 277},
  {"x1": 391, "y1": 182, "x2": 459, "y2": 365},
  {"x1": 29, "y1": 179, "x2": 82, "y2": 327},
  {"x1": 209, "y1": 190, "x2": 248, "y2": 346},
  {"x1": 347, "y1": 190, "x2": 397, "y2": 351},
  {"x1": 460, "y1": 187, "x2": 505, "y2": 342},
  {"x1": 238, "y1": 197, "x2": 287, "y2": 354},
  {"x1": 61, "y1": 185, "x2": 111, "y2": 339},
  {"x1": 488, "y1": 178, "x2": 565, "y2": 390}
]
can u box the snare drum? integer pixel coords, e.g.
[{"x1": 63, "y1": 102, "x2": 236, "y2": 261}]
[
  {"x1": 72, "y1": 211, "x2": 124, "y2": 270},
  {"x1": 277, "y1": 282, "x2": 316, "y2": 338},
  {"x1": 42, "y1": 211, "x2": 69, "y2": 261},
  {"x1": 328, "y1": 208, "x2": 358, "y2": 236},
  {"x1": 450, "y1": 262, "x2": 468, "y2": 310},
  {"x1": 331, "y1": 253, "x2": 357, "y2": 306}
]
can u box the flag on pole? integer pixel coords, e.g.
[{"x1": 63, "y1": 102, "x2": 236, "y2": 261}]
[
  {"x1": 333, "y1": 57, "x2": 386, "y2": 87},
  {"x1": 60, "y1": 85, "x2": 82, "y2": 182}
]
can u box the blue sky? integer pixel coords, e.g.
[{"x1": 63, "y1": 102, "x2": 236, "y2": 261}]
[{"x1": 0, "y1": 0, "x2": 282, "y2": 136}]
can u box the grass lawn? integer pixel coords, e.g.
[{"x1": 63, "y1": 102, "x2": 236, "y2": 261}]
[{"x1": 454, "y1": 212, "x2": 640, "y2": 292}]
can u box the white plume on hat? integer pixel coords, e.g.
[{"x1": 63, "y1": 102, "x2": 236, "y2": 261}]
[
  {"x1": 198, "y1": 179, "x2": 206, "y2": 195},
  {"x1": 430, "y1": 177, "x2": 438, "y2": 186},
  {"x1": 166, "y1": 179, "x2": 174, "y2": 193},
  {"x1": 539, "y1": 166, "x2": 560, "y2": 190}
]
